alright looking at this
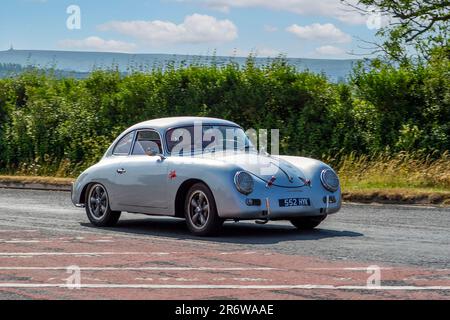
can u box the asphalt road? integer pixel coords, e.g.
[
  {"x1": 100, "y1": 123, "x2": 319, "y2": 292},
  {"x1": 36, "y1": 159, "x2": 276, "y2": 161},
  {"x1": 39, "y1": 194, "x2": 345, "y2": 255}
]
[{"x1": 0, "y1": 188, "x2": 449, "y2": 300}]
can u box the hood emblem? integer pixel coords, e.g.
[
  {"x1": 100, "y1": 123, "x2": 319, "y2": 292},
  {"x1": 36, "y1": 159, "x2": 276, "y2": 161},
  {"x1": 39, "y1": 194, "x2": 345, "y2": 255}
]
[{"x1": 299, "y1": 177, "x2": 311, "y2": 187}]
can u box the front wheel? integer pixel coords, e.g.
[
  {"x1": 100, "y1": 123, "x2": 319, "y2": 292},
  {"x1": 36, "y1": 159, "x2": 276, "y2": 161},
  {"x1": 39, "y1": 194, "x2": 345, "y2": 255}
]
[
  {"x1": 184, "y1": 183, "x2": 223, "y2": 236},
  {"x1": 290, "y1": 215, "x2": 327, "y2": 230},
  {"x1": 85, "y1": 183, "x2": 121, "y2": 227}
]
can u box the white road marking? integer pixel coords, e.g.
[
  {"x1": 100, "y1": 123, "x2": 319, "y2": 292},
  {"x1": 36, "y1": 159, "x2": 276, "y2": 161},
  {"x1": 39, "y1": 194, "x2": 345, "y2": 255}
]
[
  {"x1": 0, "y1": 235, "x2": 112, "y2": 241},
  {"x1": 304, "y1": 267, "x2": 393, "y2": 271},
  {"x1": 0, "y1": 230, "x2": 38, "y2": 232},
  {"x1": 0, "y1": 251, "x2": 261, "y2": 257},
  {"x1": 0, "y1": 283, "x2": 448, "y2": 290},
  {"x1": 220, "y1": 251, "x2": 257, "y2": 255},
  {"x1": 0, "y1": 267, "x2": 278, "y2": 271},
  {"x1": 0, "y1": 220, "x2": 220, "y2": 247},
  {"x1": 232, "y1": 278, "x2": 271, "y2": 282},
  {"x1": 0, "y1": 240, "x2": 43, "y2": 243},
  {"x1": 0, "y1": 252, "x2": 167, "y2": 256},
  {"x1": 0, "y1": 239, "x2": 114, "y2": 243}
]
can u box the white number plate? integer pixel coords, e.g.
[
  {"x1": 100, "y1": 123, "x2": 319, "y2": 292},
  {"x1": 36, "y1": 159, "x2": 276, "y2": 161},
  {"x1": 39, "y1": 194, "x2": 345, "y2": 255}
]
[{"x1": 279, "y1": 198, "x2": 311, "y2": 207}]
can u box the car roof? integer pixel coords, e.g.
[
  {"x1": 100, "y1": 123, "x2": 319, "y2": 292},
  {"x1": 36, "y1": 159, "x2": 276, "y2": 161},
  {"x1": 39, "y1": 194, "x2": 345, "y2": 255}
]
[{"x1": 128, "y1": 117, "x2": 241, "y2": 131}]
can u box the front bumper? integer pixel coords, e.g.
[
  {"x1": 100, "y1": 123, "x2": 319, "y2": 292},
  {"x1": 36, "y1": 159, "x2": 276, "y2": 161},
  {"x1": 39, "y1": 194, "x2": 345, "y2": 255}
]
[{"x1": 215, "y1": 186, "x2": 341, "y2": 220}]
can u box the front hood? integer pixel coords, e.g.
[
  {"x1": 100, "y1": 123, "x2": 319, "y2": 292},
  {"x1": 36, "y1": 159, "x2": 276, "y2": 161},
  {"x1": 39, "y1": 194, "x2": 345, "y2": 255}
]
[{"x1": 199, "y1": 152, "x2": 309, "y2": 187}]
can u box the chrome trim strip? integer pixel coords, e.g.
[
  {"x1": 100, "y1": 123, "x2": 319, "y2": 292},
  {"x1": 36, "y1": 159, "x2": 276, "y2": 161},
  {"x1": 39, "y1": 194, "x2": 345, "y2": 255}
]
[{"x1": 265, "y1": 197, "x2": 271, "y2": 216}]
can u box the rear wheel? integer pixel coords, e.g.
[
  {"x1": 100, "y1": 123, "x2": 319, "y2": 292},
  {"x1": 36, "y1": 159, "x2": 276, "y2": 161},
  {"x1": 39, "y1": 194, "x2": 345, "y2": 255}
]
[
  {"x1": 85, "y1": 183, "x2": 121, "y2": 227},
  {"x1": 184, "y1": 183, "x2": 223, "y2": 236},
  {"x1": 290, "y1": 215, "x2": 327, "y2": 230}
]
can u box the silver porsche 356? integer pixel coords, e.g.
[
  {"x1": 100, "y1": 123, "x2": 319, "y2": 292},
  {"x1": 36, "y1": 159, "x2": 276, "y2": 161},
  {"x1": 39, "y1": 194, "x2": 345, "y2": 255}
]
[{"x1": 71, "y1": 117, "x2": 341, "y2": 236}]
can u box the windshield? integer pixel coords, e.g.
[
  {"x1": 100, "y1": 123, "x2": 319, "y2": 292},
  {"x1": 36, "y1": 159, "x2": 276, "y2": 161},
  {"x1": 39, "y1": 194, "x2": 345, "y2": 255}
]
[{"x1": 165, "y1": 125, "x2": 256, "y2": 155}]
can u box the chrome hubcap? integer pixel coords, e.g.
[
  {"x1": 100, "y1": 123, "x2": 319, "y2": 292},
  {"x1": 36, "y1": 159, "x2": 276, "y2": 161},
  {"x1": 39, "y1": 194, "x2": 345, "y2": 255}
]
[
  {"x1": 188, "y1": 191, "x2": 209, "y2": 228},
  {"x1": 88, "y1": 185, "x2": 108, "y2": 220}
]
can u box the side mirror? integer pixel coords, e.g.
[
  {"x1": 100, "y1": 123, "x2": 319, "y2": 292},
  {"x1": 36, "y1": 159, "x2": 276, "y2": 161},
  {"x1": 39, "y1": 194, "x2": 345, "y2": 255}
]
[{"x1": 157, "y1": 154, "x2": 167, "y2": 161}]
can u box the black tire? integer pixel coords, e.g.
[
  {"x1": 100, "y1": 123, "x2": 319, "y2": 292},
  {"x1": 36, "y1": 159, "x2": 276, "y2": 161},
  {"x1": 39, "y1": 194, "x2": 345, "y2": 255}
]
[
  {"x1": 184, "y1": 183, "x2": 223, "y2": 236},
  {"x1": 290, "y1": 215, "x2": 327, "y2": 230},
  {"x1": 85, "y1": 183, "x2": 121, "y2": 227}
]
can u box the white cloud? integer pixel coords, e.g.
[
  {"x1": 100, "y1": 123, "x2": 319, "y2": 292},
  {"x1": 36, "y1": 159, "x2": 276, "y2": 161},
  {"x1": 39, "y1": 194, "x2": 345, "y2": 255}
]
[
  {"x1": 180, "y1": 0, "x2": 368, "y2": 25},
  {"x1": 98, "y1": 14, "x2": 238, "y2": 45},
  {"x1": 287, "y1": 23, "x2": 352, "y2": 44},
  {"x1": 314, "y1": 45, "x2": 346, "y2": 56},
  {"x1": 58, "y1": 36, "x2": 137, "y2": 52}
]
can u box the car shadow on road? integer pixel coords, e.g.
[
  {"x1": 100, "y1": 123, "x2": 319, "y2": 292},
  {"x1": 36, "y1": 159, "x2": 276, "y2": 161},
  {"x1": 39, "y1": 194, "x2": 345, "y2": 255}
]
[{"x1": 80, "y1": 216, "x2": 363, "y2": 245}]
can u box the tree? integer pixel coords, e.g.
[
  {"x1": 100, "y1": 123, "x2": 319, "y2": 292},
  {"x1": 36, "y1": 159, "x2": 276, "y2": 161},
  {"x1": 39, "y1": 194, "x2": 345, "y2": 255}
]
[{"x1": 344, "y1": 0, "x2": 450, "y2": 62}]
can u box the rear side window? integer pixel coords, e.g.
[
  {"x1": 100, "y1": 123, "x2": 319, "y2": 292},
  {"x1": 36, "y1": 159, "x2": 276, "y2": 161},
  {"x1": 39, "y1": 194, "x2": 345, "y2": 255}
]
[{"x1": 113, "y1": 132, "x2": 134, "y2": 155}]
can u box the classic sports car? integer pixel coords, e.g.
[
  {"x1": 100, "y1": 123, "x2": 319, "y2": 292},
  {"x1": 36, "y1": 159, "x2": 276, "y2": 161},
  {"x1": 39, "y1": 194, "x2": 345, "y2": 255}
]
[{"x1": 71, "y1": 117, "x2": 341, "y2": 236}]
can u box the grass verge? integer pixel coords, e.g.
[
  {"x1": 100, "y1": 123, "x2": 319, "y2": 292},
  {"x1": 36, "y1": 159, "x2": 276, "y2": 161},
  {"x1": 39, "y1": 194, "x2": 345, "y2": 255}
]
[
  {"x1": 342, "y1": 187, "x2": 450, "y2": 206},
  {"x1": 0, "y1": 175, "x2": 74, "y2": 186}
]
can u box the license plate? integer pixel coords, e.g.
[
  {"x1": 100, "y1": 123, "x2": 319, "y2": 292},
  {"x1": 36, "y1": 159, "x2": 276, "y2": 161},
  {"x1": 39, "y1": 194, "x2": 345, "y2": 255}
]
[{"x1": 279, "y1": 198, "x2": 311, "y2": 207}]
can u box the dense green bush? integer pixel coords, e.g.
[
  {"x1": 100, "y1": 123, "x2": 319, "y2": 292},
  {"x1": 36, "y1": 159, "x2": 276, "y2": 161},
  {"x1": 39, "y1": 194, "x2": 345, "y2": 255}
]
[
  {"x1": 0, "y1": 55, "x2": 448, "y2": 177},
  {"x1": 350, "y1": 54, "x2": 450, "y2": 154}
]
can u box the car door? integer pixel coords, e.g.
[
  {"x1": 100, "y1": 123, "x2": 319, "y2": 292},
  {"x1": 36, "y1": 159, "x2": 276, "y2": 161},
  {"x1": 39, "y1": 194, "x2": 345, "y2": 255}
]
[
  {"x1": 107, "y1": 130, "x2": 136, "y2": 210},
  {"x1": 114, "y1": 129, "x2": 169, "y2": 214}
]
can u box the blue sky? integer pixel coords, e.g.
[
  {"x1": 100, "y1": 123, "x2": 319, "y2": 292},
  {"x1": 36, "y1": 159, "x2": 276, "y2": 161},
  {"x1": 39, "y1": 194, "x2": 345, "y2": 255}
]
[{"x1": 0, "y1": 0, "x2": 380, "y2": 58}]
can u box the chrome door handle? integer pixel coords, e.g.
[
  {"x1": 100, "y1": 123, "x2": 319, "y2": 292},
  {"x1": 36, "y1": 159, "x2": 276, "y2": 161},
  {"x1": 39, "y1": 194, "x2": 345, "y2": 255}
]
[{"x1": 117, "y1": 168, "x2": 126, "y2": 174}]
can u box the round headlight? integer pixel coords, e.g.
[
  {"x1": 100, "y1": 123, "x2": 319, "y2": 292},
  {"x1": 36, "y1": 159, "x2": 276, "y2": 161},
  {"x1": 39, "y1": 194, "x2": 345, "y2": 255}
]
[
  {"x1": 320, "y1": 169, "x2": 340, "y2": 192},
  {"x1": 234, "y1": 171, "x2": 254, "y2": 195}
]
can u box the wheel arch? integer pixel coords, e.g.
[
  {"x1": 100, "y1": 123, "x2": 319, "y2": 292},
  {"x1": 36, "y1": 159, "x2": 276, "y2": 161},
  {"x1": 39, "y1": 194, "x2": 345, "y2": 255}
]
[
  {"x1": 79, "y1": 181, "x2": 101, "y2": 205},
  {"x1": 174, "y1": 179, "x2": 213, "y2": 218},
  {"x1": 78, "y1": 183, "x2": 90, "y2": 205}
]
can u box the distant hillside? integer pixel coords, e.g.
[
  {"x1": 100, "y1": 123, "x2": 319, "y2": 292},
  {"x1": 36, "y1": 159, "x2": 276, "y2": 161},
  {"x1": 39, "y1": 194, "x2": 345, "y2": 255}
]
[
  {"x1": 0, "y1": 49, "x2": 359, "y2": 81},
  {"x1": 0, "y1": 63, "x2": 22, "y2": 77},
  {"x1": 0, "y1": 62, "x2": 91, "y2": 79}
]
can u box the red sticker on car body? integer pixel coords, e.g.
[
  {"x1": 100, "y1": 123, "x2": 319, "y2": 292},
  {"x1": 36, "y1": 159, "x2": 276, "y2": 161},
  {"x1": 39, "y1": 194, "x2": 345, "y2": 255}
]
[{"x1": 169, "y1": 170, "x2": 177, "y2": 180}]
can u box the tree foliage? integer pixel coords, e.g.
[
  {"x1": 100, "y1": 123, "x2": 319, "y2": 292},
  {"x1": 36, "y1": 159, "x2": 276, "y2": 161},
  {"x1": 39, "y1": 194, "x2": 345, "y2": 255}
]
[
  {"x1": 0, "y1": 56, "x2": 448, "y2": 177},
  {"x1": 346, "y1": 0, "x2": 450, "y2": 62}
]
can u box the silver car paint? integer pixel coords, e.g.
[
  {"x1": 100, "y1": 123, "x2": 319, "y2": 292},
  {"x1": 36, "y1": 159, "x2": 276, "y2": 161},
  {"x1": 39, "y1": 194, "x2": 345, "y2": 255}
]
[
  {"x1": 114, "y1": 155, "x2": 169, "y2": 212},
  {"x1": 72, "y1": 117, "x2": 341, "y2": 219}
]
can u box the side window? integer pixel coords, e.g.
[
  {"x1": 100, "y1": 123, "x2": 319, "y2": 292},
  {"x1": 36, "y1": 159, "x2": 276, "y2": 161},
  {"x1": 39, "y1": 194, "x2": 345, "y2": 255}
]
[
  {"x1": 132, "y1": 130, "x2": 162, "y2": 156},
  {"x1": 113, "y1": 132, "x2": 135, "y2": 156}
]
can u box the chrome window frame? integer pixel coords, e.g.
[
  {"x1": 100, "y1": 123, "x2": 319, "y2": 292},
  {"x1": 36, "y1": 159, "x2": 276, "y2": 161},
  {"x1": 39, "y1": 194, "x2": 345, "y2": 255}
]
[
  {"x1": 112, "y1": 131, "x2": 136, "y2": 157},
  {"x1": 130, "y1": 128, "x2": 166, "y2": 157}
]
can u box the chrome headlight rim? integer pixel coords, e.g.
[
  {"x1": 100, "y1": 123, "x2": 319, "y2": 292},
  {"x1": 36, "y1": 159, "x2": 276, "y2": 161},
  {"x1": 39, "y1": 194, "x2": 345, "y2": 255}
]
[
  {"x1": 234, "y1": 171, "x2": 254, "y2": 195},
  {"x1": 320, "y1": 169, "x2": 340, "y2": 192}
]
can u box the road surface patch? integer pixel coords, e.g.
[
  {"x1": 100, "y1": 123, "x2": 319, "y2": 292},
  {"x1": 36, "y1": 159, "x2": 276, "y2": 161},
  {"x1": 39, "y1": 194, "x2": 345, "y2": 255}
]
[{"x1": 0, "y1": 232, "x2": 449, "y2": 299}]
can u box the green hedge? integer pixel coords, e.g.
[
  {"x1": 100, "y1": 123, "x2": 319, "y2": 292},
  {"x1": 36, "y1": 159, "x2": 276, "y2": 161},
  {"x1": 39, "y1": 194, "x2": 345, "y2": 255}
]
[{"x1": 0, "y1": 56, "x2": 448, "y2": 177}]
